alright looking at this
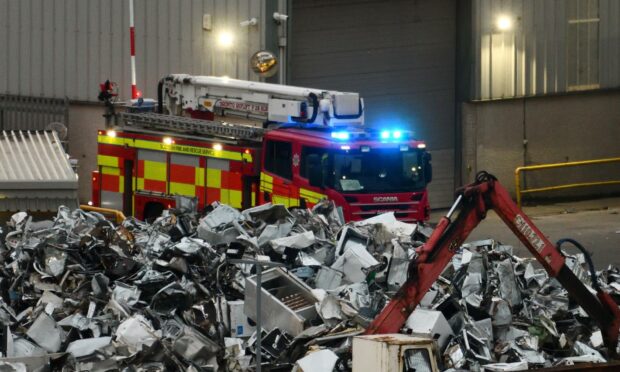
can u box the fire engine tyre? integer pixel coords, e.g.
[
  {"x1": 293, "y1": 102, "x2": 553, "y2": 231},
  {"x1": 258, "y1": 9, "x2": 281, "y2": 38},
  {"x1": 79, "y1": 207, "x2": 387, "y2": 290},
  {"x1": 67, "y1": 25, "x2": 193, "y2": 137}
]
[{"x1": 143, "y1": 202, "x2": 165, "y2": 223}]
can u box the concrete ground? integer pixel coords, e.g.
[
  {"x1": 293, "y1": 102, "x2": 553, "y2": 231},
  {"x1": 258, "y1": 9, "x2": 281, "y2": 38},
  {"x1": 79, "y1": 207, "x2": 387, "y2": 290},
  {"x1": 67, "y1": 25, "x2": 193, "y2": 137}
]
[{"x1": 430, "y1": 197, "x2": 620, "y2": 270}]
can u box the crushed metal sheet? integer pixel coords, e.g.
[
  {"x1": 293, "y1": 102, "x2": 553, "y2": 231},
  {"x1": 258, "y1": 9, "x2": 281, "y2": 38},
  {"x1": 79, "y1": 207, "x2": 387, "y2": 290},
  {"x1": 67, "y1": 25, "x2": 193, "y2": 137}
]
[
  {"x1": 66, "y1": 336, "x2": 112, "y2": 357},
  {"x1": 114, "y1": 315, "x2": 161, "y2": 353},
  {"x1": 270, "y1": 231, "x2": 316, "y2": 254},
  {"x1": 314, "y1": 266, "x2": 343, "y2": 290},
  {"x1": 482, "y1": 361, "x2": 529, "y2": 371},
  {"x1": 295, "y1": 349, "x2": 339, "y2": 371},
  {"x1": 331, "y1": 243, "x2": 379, "y2": 283},
  {"x1": 2, "y1": 207, "x2": 618, "y2": 371},
  {"x1": 25, "y1": 313, "x2": 65, "y2": 353}
]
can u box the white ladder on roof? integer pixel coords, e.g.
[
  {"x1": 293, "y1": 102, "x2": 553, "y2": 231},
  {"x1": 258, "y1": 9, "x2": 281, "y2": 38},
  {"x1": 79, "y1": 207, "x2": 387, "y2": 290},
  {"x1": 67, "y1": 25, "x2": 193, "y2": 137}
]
[{"x1": 120, "y1": 112, "x2": 266, "y2": 142}]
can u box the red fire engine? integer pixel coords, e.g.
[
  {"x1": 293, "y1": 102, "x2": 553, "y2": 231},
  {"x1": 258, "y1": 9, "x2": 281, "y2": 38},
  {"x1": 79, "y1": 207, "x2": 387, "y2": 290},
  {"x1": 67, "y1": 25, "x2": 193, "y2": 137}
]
[{"x1": 92, "y1": 75, "x2": 433, "y2": 222}]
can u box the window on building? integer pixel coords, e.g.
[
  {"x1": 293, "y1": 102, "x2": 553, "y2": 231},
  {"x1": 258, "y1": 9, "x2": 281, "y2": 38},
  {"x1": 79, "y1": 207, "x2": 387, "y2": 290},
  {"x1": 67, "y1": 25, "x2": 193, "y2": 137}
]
[
  {"x1": 567, "y1": 0, "x2": 600, "y2": 91},
  {"x1": 264, "y1": 140, "x2": 292, "y2": 179}
]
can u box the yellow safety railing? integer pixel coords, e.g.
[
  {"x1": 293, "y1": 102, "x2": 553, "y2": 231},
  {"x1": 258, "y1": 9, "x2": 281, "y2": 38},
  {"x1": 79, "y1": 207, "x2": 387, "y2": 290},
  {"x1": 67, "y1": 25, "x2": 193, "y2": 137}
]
[
  {"x1": 80, "y1": 205, "x2": 126, "y2": 224},
  {"x1": 514, "y1": 157, "x2": 620, "y2": 207}
]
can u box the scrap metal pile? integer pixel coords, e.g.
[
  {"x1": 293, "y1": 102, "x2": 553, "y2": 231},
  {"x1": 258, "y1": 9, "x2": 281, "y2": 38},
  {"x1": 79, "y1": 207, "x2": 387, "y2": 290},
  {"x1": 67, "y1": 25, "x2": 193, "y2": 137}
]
[{"x1": 0, "y1": 201, "x2": 618, "y2": 371}]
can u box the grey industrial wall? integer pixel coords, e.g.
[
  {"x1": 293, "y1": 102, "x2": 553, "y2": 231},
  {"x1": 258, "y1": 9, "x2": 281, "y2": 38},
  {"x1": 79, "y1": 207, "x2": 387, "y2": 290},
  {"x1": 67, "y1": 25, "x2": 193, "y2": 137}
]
[
  {"x1": 290, "y1": 0, "x2": 457, "y2": 208},
  {"x1": 68, "y1": 103, "x2": 104, "y2": 203},
  {"x1": 0, "y1": 0, "x2": 274, "y2": 102},
  {"x1": 472, "y1": 0, "x2": 620, "y2": 100},
  {"x1": 462, "y1": 89, "x2": 620, "y2": 200}
]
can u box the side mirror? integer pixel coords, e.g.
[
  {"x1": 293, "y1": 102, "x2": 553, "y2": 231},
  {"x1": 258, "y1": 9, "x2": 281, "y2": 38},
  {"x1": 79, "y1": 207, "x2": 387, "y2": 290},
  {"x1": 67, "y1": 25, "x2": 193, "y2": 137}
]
[
  {"x1": 307, "y1": 154, "x2": 323, "y2": 188},
  {"x1": 423, "y1": 152, "x2": 433, "y2": 183}
]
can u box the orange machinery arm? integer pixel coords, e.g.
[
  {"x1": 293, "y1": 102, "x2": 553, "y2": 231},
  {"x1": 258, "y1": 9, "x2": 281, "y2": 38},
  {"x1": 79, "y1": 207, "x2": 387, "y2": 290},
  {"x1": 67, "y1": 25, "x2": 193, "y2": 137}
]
[{"x1": 365, "y1": 172, "x2": 620, "y2": 353}]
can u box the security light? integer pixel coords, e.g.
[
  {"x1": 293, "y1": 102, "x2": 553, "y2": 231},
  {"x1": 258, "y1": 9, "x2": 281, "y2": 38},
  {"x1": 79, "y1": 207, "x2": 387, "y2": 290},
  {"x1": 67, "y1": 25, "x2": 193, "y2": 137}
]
[
  {"x1": 496, "y1": 15, "x2": 513, "y2": 31},
  {"x1": 218, "y1": 31, "x2": 234, "y2": 48}
]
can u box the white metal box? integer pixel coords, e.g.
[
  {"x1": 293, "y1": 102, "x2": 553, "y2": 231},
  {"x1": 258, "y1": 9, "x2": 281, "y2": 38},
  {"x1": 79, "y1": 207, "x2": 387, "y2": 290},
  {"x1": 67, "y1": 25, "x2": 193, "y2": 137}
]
[
  {"x1": 404, "y1": 308, "x2": 454, "y2": 350},
  {"x1": 268, "y1": 99, "x2": 303, "y2": 122},
  {"x1": 352, "y1": 334, "x2": 439, "y2": 372},
  {"x1": 244, "y1": 268, "x2": 317, "y2": 336},
  {"x1": 333, "y1": 92, "x2": 360, "y2": 117},
  {"x1": 228, "y1": 300, "x2": 255, "y2": 337}
]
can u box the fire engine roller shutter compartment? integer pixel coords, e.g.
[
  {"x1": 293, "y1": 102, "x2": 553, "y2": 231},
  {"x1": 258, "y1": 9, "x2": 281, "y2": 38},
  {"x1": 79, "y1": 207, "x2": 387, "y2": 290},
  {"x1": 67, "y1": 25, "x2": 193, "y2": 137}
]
[
  {"x1": 137, "y1": 150, "x2": 167, "y2": 194},
  {"x1": 169, "y1": 153, "x2": 200, "y2": 198},
  {"x1": 97, "y1": 154, "x2": 124, "y2": 211},
  {"x1": 205, "y1": 157, "x2": 244, "y2": 209}
]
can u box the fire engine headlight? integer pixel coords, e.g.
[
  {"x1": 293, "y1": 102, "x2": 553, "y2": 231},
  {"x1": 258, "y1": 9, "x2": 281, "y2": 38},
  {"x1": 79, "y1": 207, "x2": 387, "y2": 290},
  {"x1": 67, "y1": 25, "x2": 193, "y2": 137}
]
[
  {"x1": 213, "y1": 143, "x2": 223, "y2": 151},
  {"x1": 106, "y1": 130, "x2": 117, "y2": 138},
  {"x1": 380, "y1": 131, "x2": 390, "y2": 139},
  {"x1": 163, "y1": 137, "x2": 174, "y2": 145}
]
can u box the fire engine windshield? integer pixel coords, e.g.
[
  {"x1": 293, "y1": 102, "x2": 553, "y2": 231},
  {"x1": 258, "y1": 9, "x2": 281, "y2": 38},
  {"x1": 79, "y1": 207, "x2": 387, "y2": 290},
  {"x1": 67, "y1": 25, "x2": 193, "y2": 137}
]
[{"x1": 327, "y1": 148, "x2": 427, "y2": 193}]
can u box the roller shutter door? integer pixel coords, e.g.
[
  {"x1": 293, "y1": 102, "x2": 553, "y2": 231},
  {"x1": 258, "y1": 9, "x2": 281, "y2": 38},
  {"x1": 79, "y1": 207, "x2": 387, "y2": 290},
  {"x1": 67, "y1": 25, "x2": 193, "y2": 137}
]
[{"x1": 290, "y1": 0, "x2": 456, "y2": 207}]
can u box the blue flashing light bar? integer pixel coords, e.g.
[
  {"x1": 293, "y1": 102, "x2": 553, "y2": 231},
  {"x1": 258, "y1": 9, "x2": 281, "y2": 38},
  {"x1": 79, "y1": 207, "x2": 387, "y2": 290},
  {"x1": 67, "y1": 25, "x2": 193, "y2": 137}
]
[
  {"x1": 331, "y1": 131, "x2": 350, "y2": 140},
  {"x1": 379, "y1": 130, "x2": 406, "y2": 140}
]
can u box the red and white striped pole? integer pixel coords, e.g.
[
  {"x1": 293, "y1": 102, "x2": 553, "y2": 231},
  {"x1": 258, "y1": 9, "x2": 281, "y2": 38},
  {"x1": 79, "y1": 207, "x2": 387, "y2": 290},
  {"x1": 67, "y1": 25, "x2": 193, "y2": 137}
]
[{"x1": 129, "y1": 0, "x2": 140, "y2": 99}]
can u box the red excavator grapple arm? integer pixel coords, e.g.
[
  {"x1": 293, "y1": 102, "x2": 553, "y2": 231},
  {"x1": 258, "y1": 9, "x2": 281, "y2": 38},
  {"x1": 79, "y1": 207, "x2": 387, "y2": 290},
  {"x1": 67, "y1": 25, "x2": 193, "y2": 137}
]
[{"x1": 365, "y1": 171, "x2": 620, "y2": 353}]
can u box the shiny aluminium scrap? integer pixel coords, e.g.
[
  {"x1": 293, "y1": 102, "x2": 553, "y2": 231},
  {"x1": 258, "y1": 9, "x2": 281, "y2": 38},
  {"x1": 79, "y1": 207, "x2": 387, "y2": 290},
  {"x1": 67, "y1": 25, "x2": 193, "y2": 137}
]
[{"x1": 0, "y1": 202, "x2": 618, "y2": 371}]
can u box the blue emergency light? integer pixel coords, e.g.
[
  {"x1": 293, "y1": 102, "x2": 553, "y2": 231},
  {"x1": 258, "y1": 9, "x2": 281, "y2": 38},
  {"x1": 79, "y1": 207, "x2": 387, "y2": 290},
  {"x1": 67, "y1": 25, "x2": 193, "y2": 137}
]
[
  {"x1": 379, "y1": 130, "x2": 405, "y2": 140},
  {"x1": 331, "y1": 131, "x2": 350, "y2": 140}
]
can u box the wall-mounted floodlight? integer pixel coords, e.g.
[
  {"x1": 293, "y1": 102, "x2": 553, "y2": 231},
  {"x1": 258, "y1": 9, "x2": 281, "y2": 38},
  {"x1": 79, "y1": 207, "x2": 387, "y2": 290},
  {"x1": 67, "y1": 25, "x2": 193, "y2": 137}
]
[
  {"x1": 273, "y1": 12, "x2": 288, "y2": 24},
  {"x1": 496, "y1": 15, "x2": 513, "y2": 31},
  {"x1": 217, "y1": 31, "x2": 234, "y2": 48},
  {"x1": 240, "y1": 17, "x2": 258, "y2": 27}
]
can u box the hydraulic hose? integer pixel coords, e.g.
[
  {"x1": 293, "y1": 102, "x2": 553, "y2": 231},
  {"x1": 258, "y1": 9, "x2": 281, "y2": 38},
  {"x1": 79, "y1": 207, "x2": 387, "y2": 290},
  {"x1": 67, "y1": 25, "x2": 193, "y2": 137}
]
[
  {"x1": 291, "y1": 92, "x2": 319, "y2": 124},
  {"x1": 556, "y1": 238, "x2": 600, "y2": 291},
  {"x1": 157, "y1": 78, "x2": 165, "y2": 114}
]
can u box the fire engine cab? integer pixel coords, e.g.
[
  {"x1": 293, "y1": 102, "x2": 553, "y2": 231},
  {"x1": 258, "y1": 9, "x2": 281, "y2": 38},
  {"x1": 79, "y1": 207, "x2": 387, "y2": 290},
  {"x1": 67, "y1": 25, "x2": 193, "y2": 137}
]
[{"x1": 92, "y1": 75, "x2": 433, "y2": 222}]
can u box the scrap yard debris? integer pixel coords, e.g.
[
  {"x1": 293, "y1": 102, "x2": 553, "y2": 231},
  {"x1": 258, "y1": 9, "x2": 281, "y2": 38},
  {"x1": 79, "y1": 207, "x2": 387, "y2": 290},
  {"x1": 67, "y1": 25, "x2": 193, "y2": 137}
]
[{"x1": 0, "y1": 201, "x2": 619, "y2": 371}]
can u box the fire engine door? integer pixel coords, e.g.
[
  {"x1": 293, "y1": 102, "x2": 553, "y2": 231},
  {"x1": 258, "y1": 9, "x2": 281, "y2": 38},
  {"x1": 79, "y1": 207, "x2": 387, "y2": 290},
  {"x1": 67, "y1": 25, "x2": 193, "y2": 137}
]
[{"x1": 262, "y1": 140, "x2": 296, "y2": 207}]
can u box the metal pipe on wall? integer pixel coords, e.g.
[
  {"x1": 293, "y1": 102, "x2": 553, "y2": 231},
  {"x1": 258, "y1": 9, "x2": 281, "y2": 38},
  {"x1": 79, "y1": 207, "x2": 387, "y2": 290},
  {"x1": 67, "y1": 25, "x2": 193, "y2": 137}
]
[{"x1": 277, "y1": 0, "x2": 287, "y2": 85}]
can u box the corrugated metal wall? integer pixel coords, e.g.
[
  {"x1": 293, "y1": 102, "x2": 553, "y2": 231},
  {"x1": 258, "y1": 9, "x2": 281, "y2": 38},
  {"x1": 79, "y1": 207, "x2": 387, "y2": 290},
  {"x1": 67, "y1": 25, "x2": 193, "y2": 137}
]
[
  {"x1": 0, "y1": 0, "x2": 270, "y2": 102},
  {"x1": 291, "y1": 0, "x2": 457, "y2": 208},
  {"x1": 0, "y1": 94, "x2": 69, "y2": 131},
  {"x1": 473, "y1": 0, "x2": 620, "y2": 100}
]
